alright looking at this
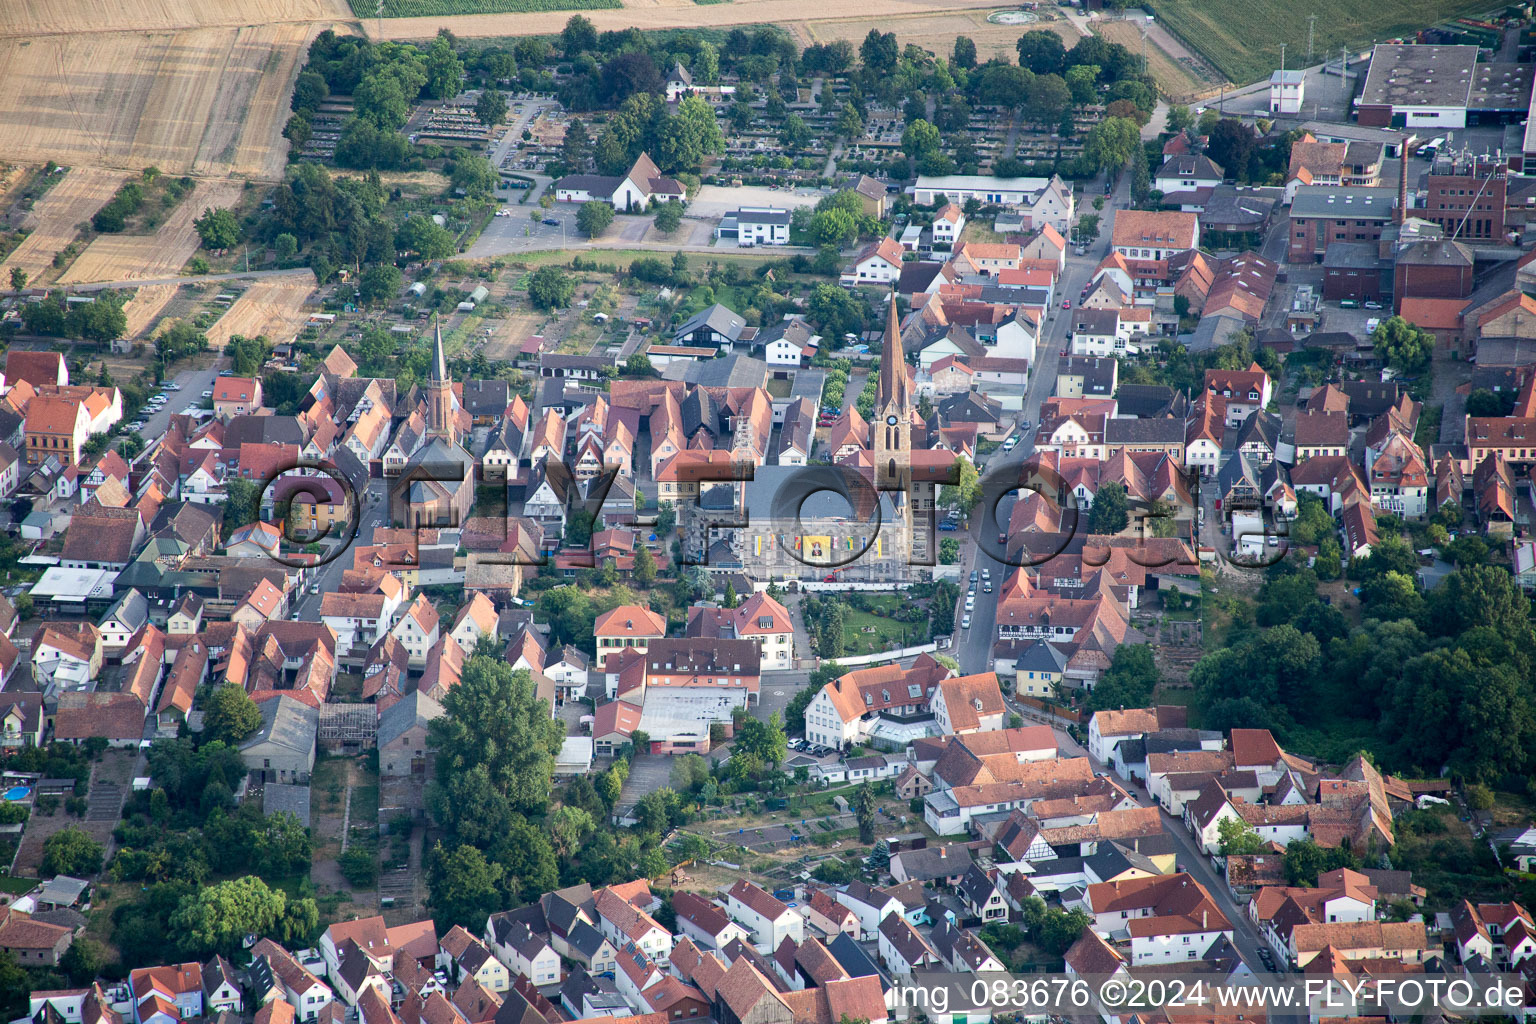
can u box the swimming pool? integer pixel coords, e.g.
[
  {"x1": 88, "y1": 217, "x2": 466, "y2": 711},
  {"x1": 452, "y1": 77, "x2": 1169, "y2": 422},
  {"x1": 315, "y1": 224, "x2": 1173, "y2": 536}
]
[{"x1": 3, "y1": 787, "x2": 30, "y2": 802}]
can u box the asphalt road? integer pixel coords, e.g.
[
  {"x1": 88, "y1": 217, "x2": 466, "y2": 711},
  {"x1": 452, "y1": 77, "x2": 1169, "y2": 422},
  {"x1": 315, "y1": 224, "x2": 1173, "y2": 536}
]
[
  {"x1": 291, "y1": 476, "x2": 389, "y2": 621},
  {"x1": 956, "y1": 177, "x2": 1131, "y2": 675},
  {"x1": 133, "y1": 365, "x2": 223, "y2": 438}
]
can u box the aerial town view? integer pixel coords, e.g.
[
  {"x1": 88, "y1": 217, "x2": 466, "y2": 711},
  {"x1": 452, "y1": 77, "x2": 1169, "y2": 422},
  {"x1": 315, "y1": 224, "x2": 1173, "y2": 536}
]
[{"x1": 6, "y1": 0, "x2": 1536, "y2": 1019}]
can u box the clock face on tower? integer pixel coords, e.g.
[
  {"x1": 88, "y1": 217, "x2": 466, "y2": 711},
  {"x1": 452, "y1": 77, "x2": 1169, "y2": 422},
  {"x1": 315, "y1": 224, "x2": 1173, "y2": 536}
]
[{"x1": 886, "y1": 415, "x2": 898, "y2": 426}]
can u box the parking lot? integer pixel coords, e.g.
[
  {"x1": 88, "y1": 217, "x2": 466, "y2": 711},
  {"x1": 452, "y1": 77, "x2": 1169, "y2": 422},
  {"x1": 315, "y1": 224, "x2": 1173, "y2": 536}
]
[{"x1": 131, "y1": 364, "x2": 222, "y2": 436}]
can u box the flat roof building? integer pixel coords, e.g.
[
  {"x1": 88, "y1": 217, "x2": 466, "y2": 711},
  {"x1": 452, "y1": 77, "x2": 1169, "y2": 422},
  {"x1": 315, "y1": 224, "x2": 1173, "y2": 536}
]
[{"x1": 1357, "y1": 44, "x2": 1479, "y2": 129}]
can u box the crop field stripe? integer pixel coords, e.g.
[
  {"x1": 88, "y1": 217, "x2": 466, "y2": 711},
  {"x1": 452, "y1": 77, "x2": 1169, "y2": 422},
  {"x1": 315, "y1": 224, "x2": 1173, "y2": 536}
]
[
  {"x1": 352, "y1": 0, "x2": 619, "y2": 17},
  {"x1": 1150, "y1": 0, "x2": 1503, "y2": 86}
]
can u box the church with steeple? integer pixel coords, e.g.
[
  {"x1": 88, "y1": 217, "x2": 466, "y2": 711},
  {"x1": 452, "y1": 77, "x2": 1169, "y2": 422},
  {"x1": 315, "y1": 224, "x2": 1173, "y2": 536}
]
[
  {"x1": 398, "y1": 315, "x2": 476, "y2": 528},
  {"x1": 728, "y1": 291, "x2": 953, "y2": 581},
  {"x1": 874, "y1": 289, "x2": 913, "y2": 504}
]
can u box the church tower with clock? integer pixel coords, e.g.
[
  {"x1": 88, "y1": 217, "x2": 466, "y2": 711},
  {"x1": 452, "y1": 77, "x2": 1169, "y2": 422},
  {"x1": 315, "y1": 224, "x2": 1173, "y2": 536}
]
[{"x1": 873, "y1": 289, "x2": 913, "y2": 512}]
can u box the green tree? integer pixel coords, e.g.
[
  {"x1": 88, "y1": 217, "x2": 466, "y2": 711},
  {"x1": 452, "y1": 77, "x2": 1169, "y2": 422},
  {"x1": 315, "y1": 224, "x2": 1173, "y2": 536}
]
[
  {"x1": 780, "y1": 113, "x2": 810, "y2": 152},
  {"x1": 42, "y1": 827, "x2": 103, "y2": 877},
  {"x1": 1372, "y1": 316, "x2": 1434, "y2": 373},
  {"x1": 952, "y1": 36, "x2": 977, "y2": 70},
  {"x1": 836, "y1": 103, "x2": 865, "y2": 141},
  {"x1": 577, "y1": 200, "x2": 615, "y2": 237},
  {"x1": 60, "y1": 936, "x2": 106, "y2": 985},
  {"x1": 1087, "y1": 480, "x2": 1130, "y2": 535},
  {"x1": 1027, "y1": 73, "x2": 1072, "y2": 121},
  {"x1": 854, "y1": 781, "x2": 876, "y2": 844},
  {"x1": 274, "y1": 233, "x2": 299, "y2": 265},
  {"x1": 634, "y1": 545, "x2": 657, "y2": 586},
  {"x1": 1217, "y1": 817, "x2": 1264, "y2": 855},
  {"x1": 1016, "y1": 30, "x2": 1066, "y2": 74},
  {"x1": 429, "y1": 658, "x2": 564, "y2": 817},
  {"x1": 807, "y1": 283, "x2": 864, "y2": 339},
  {"x1": 451, "y1": 153, "x2": 498, "y2": 201},
  {"x1": 170, "y1": 875, "x2": 314, "y2": 957},
  {"x1": 427, "y1": 842, "x2": 505, "y2": 931},
  {"x1": 423, "y1": 34, "x2": 466, "y2": 100},
  {"x1": 561, "y1": 14, "x2": 597, "y2": 55},
  {"x1": 901, "y1": 119, "x2": 941, "y2": 162},
  {"x1": 940, "y1": 537, "x2": 960, "y2": 564},
  {"x1": 475, "y1": 88, "x2": 508, "y2": 126},
  {"x1": 395, "y1": 214, "x2": 456, "y2": 261},
  {"x1": 228, "y1": 334, "x2": 268, "y2": 377},
  {"x1": 339, "y1": 846, "x2": 378, "y2": 887},
  {"x1": 67, "y1": 299, "x2": 128, "y2": 346},
  {"x1": 1084, "y1": 116, "x2": 1140, "y2": 172},
  {"x1": 255, "y1": 812, "x2": 312, "y2": 877},
  {"x1": 358, "y1": 263, "x2": 403, "y2": 306},
  {"x1": 561, "y1": 118, "x2": 592, "y2": 172},
  {"x1": 809, "y1": 208, "x2": 858, "y2": 247},
  {"x1": 1065, "y1": 64, "x2": 1099, "y2": 105},
  {"x1": 193, "y1": 207, "x2": 240, "y2": 250},
  {"x1": 156, "y1": 319, "x2": 210, "y2": 364},
  {"x1": 528, "y1": 265, "x2": 576, "y2": 310},
  {"x1": 653, "y1": 201, "x2": 683, "y2": 234},
  {"x1": 283, "y1": 113, "x2": 312, "y2": 151},
  {"x1": 8, "y1": 268, "x2": 27, "y2": 291},
  {"x1": 1084, "y1": 643, "x2": 1159, "y2": 712},
  {"x1": 735, "y1": 712, "x2": 788, "y2": 767},
  {"x1": 203, "y1": 684, "x2": 263, "y2": 744}
]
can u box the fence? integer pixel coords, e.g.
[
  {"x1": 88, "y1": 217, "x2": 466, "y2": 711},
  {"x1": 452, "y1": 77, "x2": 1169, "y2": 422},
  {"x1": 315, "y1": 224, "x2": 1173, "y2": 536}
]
[{"x1": 823, "y1": 641, "x2": 939, "y2": 669}]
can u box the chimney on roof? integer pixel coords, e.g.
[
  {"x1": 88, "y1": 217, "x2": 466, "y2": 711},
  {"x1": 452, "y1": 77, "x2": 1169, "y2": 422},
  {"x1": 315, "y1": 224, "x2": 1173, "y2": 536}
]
[{"x1": 1396, "y1": 160, "x2": 1408, "y2": 226}]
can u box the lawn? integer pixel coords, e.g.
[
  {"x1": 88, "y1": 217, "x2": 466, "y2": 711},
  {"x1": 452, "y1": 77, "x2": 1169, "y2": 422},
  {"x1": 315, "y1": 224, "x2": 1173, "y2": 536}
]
[
  {"x1": 0, "y1": 875, "x2": 36, "y2": 895},
  {"x1": 840, "y1": 595, "x2": 929, "y2": 654},
  {"x1": 1152, "y1": 0, "x2": 1501, "y2": 86}
]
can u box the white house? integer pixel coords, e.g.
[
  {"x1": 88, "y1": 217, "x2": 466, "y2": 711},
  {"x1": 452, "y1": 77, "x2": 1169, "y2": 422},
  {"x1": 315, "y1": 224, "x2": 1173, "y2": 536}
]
[
  {"x1": 719, "y1": 207, "x2": 791, "y2": 246},
  {"x1": 849, "y1": 237, "x2": 904, "y2": 285},
  {"x1": 930, "y1": 672, "x2": 1006, "y2": 736},
  {"x1": 673, "y1": 892, "x2": 752, "y2": 951},
  {"x1": 725, "y1": 879, "x2": 804, "y2": 953},
  {"x1": 835, "y1": 881, "x2": 903, "y2": 938},
  {"x1": 390, "y1": 595, "x2": 441, "y2": 667},
  {"x1": 447, "y1": 593, "x2": 498, "y2": 655},
  {"x1": 877, "y1": 915, "x2": 940, "y2": 974},
  {"x1": 932, "y1": 204, "x2": 965, "y2": 248}
]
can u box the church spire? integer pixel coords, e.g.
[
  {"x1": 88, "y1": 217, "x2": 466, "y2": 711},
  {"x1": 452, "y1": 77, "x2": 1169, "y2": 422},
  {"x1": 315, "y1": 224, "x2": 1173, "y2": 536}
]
[
  {"x1": 878, "y1": 289, "x2": 911, "y2": 413},
  {"x1": 426, "y1": 313, "x2": 456, "y2": 444},
  {"x1": 432, "y1": 313, "x2": 448, "y2": 384}
]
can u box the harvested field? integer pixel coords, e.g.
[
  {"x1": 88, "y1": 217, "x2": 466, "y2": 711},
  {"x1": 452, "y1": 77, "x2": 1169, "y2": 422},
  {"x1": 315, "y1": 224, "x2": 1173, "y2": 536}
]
[
  {"x1": 120, "y1": 284, "x2": 180, "y2": 340},
  {"x1": 800, "y1": 12, "x2": 1073, "y2": 63},
  {"x1": 479, "y1": 311, "x2": 541, "y2": 361},
  {"x1": 0, "y1": 167, "x2": 122, "y2": 281},
  {"x1": 1093, "y1": 19, "x2": 1217, "y2": 104},
  {"x1": 0, "y1": 0, "x2": 352, "y2": 38},
  {"x1": 61, "y1": 179, "x2": 243, "y2": 284},
  {"x1": 205, "y1": 272, "x2": 317, "y2": 349},
  {"x1": 0, "y1": 23, "x2": 331, "y2": 180},
  {"x1": 370, "y1": 0, "x2": 1007, "y2": 40}
]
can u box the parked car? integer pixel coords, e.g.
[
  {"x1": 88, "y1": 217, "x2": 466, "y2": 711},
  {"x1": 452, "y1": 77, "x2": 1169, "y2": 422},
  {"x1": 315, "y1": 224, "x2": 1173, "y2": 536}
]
[
  {"x1": 201, "y1": 390, "x2": 213, "y2": 398},
  {"x1": 961, "y1": 613, "x2": 972, "y2": 629},
  {"x1": 543, "y1": 217, "x2": 560, "y2": 226}
]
